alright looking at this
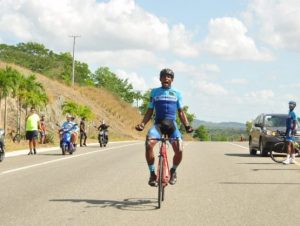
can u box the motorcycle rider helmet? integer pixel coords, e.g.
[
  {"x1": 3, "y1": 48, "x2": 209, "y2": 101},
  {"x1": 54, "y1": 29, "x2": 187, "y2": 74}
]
[
  {"x1": 66, "y1": 113, "x2": 72, "y2": 118},
  {"x1": 159, "y1": 68, "x2": 174, "y2": 79}
]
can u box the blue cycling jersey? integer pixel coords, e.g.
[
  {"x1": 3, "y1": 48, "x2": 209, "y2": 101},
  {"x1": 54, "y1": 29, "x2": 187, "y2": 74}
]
[
  {"x1": 148, "y1": 86, "x2": 183, "y2": 122},
  {"x1": 286, "y1": 110, "x2": 297, "y2": 132}
]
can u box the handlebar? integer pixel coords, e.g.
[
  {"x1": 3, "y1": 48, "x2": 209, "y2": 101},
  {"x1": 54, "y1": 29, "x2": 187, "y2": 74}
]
[{"x1": 147, "y1": 137, "x2": 180, "y2": 142}]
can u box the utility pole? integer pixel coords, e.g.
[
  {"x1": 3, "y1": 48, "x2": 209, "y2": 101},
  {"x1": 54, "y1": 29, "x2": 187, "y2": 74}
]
[{"x1": 69, "y1": 35, "x2": 81, "y2": 86}]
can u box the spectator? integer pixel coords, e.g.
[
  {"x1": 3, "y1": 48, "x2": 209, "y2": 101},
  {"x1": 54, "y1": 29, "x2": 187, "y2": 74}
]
[
  {"x1": 39, "y1": 115, "x2": 46, "y2": 144},
  {"x1": 26, "y1": 107, "x2": 41, "y2": 155},
  {"x1": 80, "y1": 117, "x2": 87, "y2": 147}
]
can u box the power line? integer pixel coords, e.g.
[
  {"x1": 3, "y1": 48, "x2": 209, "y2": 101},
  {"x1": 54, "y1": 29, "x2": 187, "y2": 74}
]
[{"x1": 69, "y1": 35, "x2": 81, "y2": 86}]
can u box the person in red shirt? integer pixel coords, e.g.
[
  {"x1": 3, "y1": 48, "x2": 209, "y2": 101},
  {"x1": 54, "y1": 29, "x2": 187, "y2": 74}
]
[{"x1": 39, "y1": 115, "x2": 46, "y2": 144}]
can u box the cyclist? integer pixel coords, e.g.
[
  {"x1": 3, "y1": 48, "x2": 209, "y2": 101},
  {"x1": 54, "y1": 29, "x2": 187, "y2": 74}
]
[
  {"x1": 135, "y1": 68, "x2": 193, "y2": 186},
  {"x1": 25, "y1": 107, "x2": 41, "y2": 155},
  {"x1": 283, "y1": 100, "x2": 298, "y2": 164}
]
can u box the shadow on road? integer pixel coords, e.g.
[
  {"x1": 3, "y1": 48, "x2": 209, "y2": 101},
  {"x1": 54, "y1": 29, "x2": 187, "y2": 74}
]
[
  {"x1": 220, "y1": 182, "x2": 300, "y2": 185},
  {"x1": 50, "y1": 198, "x2": 158, "y2": 211},
  {"x1": 225, "y1": 153, "x2": 258, "y2": 158},
  {"x1": 39, "y1": 153, "x2": 62, "y2": 156},
  {"x1": 252, "y1": 168, "x2": 300, "y2": 171},
  {"x1": 237, "y1": 163, "x2": 274, "y2": 165}
]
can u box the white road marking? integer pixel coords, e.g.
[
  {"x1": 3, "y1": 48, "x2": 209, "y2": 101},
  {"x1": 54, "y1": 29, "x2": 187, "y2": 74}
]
[
  {"x1": 0, "y1": 142, "x2": 142, "y2": 176},
  {"x1": 228, "y1": 142, "x2": 248, "y2": 150}
]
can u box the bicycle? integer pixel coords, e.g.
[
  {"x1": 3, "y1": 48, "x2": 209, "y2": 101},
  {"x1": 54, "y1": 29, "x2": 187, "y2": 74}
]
[
  {"x1": 8, "y1": 129, "x2": 21, "y2": 143},
  {"x1": 270, "y1": 130, "x2": 300, "y2": 163},
  {"x1": 149, "y1": 134, "x2": 175, "y2": 209}
]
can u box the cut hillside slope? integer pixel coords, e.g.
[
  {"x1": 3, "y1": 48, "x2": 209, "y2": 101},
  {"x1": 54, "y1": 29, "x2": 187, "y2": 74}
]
[{"x1": 0, "y1": 61, "x2": 147, "y2": 143}]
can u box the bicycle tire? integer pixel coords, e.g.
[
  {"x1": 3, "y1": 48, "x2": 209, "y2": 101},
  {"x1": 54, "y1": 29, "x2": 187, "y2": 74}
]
[
  {"x1": 13, "y1": 134, "x2": 21, "y2": 143},
  {"x1": 270, "y1": 142, "x2": 287, "y2": 163},
  {"x1": 0, "y1": 144, "x2": 4, "y2": 162},
  {"x1": 158, "y1": 155, "x2": 164, "y2": 209}
]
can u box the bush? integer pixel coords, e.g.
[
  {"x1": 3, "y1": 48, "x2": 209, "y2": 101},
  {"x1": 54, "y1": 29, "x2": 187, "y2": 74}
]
[{"x1": 45, "y1": 132, "x2": 55, "y2": 144}]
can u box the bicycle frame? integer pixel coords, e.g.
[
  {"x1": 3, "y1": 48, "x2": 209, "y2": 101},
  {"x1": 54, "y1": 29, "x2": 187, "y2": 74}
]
[
  {"x1": 157, "y1": 138, "x2": 170, "y2": 186},
  {"x1": 148, "y1": 135, "x2": 179, "y2": 209}
]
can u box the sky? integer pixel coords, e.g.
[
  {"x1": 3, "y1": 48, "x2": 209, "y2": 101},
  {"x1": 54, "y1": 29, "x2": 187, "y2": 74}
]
[{"x1": 1, "y1": 0, "x2": 300, "y2": 123}]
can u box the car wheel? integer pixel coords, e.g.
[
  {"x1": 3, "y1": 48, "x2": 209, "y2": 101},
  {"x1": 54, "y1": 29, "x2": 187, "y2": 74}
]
[
  {"x1": 259, "y1": 139, "x2": 268, "y2": 156},
  {"x1": 249, "y1": 139, "x2": 257, "y2": 155}
]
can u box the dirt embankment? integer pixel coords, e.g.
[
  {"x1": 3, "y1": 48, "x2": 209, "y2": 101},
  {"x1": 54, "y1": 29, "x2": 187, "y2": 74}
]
[{"x1": 0, "y1": 62, "x2": 147, "y2": 150}]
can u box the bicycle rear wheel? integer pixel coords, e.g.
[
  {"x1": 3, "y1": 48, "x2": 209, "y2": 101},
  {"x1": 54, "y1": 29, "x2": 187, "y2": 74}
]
[
  {"x1": 158, "y1": 155, "x2": 164, "y2": 209},
  {"x1": 13, "y1": 134, "x2": 21, "y2": 143},
  {"x1": 270, "y1": 142, "x2": 287, "y2": 163},
  {"x1": 0, "y1": 144, "x2": 4, "y2": 162}
]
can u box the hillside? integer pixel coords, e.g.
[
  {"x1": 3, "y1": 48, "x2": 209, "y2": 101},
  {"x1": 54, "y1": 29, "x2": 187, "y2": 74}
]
[
  {"x1": 192, "y1": 119, "x2": 245, "y2": 130},
  {"x1": 0, "y1": 61, "x2": 146, "y2": 146},
  {"x1": 192, "y1": 119, "x2": 247, "y2": 141}
]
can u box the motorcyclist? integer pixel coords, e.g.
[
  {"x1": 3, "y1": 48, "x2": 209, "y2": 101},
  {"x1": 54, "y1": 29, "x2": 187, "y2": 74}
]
[
  {"x1": 60, "y1": 114, "x2": 79, "y2": 148},
  {"x1": 98, "y1": 120, "x2": 109, "y2": 143}
]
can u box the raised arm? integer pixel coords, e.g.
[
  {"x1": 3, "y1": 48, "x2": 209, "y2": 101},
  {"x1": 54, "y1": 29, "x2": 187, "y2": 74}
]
[
  {"x1": 178, "y1": 108, "x2": 193, "y2": 133},
  {"x1": 135, "y1": 108, "x2": 154, "y2": 131}
]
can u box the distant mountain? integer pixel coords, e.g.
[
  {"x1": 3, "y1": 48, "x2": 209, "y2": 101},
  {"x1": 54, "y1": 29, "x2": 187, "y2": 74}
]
[{"x1": 192, "y1": 119, "x2": 245, "y2": 130}]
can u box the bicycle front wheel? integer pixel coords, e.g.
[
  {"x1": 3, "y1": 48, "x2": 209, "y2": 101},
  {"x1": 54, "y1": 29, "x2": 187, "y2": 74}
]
[
  {"x1": 270, "y1": 142, "x2": 287, "y2": 163},
  {"x1": 158, "y1": 156, "x2": 164, "y2": 209}
]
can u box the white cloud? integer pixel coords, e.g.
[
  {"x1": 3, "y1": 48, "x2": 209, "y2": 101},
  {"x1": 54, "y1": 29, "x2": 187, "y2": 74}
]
[
  {"x1": 199, "y1": 64, "x2": 220, "y2": 73},
  {"x1": 115, "y1": 69, "x2": 148, "y2": 91},
  {"x1": 245, "y1": 0, "x2": 300, "y2": 51},
  {"x1": 161, "y1": 61, "x2": 220, "y2": 79},
  {"x1": 169, "y1": 23, "x2": 199, "y2": 57},
  {"x1": 194, "y1": 81, "x2": 228, "y2": 96},
  {"x1": 0, "y1": 0, "x2": 200, "y2": 58},
  {"x1": 78, "y1": 49, "x2": 159, "y2": 70},
  {"x1": 245, "y1": 90, "x2": 274, "y2": 99},
  {"x1": 227, "y1": 78, "x2": 248, "y2": 85},
  {"x1": 202, "y1": 17, "x2": 274, "y2": 61}
]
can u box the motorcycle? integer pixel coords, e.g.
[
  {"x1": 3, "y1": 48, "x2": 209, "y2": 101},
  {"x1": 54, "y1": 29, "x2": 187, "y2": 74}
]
[
  {"x1": 0, "y1": 129, "x2": 5, "y2": 162},
  {"x1": 98, "y1": 129, "x2": 108, "y2": 147},
  {"x1": 59, "y1": 128, "x2": 76, "y2": 155}
]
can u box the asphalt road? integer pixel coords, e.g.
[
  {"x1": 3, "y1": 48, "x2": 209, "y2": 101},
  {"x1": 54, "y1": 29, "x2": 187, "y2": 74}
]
[{"x1": 1, "y1": 141, "x2": 300, "y2": 226}]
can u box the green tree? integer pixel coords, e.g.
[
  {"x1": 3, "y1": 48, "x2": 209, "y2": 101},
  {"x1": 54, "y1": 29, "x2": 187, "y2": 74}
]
[
  {"x1": 138, "y1": 89, "x2": 151, "y2": 115},
  {"x1": 246, "y1": 120, "x2": 253, "y2": 135},
  {"x1": 93, "y1": 67, "x2": 136, "y2": 103},
  {"x1": 176, "y1": 106, "x2": 196, "y2": 134},
  {"x1": 133, "y1": 90, "x2": 143, "y2": 108},
  {"x1": 62, "y1": 101, "x2": 94, "y2": 120},
  {"x1": 8, "y1": 71, "x2": 49, "y2": 134},
  {"x1": 0, "y1": 67, "x2": 18, "y2": 133},
  {"x1": 193, "y1": 125, "x2": 209, "y2": 141},
  {"x1": 22, "y1": 74, "x2": 49, "y2": 110},
  {"x1": 74, "y1": 61, "x2": 93, "y2": 86}
]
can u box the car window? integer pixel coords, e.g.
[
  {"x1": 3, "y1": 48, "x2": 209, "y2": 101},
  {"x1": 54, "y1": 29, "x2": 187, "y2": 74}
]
[
  {"x1": 264, "y1": 115, "x2": 286, "y2": 127},
  {"x1": 258, "y1": 115, "x2": 263, "y2": 124},
  {"x1": 254, "y1": 115, "x2": 261, "y2": 126}
]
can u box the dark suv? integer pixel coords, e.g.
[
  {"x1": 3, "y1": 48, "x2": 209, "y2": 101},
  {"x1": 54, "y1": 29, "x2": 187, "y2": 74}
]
[{"x1": 249, "y1": 113, "x2": 300, "y2": 156}]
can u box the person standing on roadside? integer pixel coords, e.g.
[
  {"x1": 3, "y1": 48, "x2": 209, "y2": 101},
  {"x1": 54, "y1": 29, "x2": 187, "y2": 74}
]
[
  {"x1": 80, "y1": 117, "x2": 87, "y2": 147},
  {"x1": 26, "y1": 107, "x2": 41, "y2": 155},
  {"x1": 39, "y1": 115, "x2": 46, "y2": 144},
  {"x1": 283, "y1": 101, "x2": 298, "y2": 164}
]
